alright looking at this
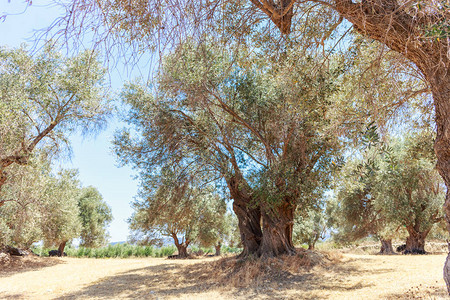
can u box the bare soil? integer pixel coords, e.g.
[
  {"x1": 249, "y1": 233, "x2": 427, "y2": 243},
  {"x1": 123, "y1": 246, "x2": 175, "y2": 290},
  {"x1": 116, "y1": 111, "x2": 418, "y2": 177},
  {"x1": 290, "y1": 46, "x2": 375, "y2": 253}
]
[{"x1": 0, "y1": 253, "x2": 447, "y2": 299}]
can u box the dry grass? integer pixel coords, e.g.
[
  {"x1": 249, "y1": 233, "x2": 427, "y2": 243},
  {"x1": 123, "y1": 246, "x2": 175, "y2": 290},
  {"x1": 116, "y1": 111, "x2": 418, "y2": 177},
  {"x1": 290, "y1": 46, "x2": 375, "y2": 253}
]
[
  {"x1": 190, "y1": 248, "x2": 343, "y2": 287},
  {"x1": 0, "y1": 251, "x2": 448, "y2": 299}
]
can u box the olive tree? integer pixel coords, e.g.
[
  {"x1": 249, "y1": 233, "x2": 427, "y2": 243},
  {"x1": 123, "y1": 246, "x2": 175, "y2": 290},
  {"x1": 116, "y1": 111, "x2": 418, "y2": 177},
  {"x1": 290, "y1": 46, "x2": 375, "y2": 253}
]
[
  {"x1": 293, "y1": 207, "x2": 327, "y2": 250},
  {"x1": 0, "y1": 45, "x2": 111, "y2": 198},
  {"x1": 114, "y1": 39, "x2": 342, "y2": 257},
  {"x1": 77, "y1": 186, "x2": 113, "y2": 248},
  {"x1": 40, "y1": 169, "x2": 82, "y2": 256},
  {"x1": 376, "y1": 133, "x2": 444, "y2": 253},
  {"x1": 0, "y1": 155, "x2": 51, "y2": 249},
  {"x1": 334, "y1": 130, "x2": 444, "y2": 254},
  {"x1": 127, "y1": 164, "x2": 226, "y2": 258}
]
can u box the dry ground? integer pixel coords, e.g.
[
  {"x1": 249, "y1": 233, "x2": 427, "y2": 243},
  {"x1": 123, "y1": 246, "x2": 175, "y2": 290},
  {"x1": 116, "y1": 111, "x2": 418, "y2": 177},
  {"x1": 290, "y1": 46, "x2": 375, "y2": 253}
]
[{"x1": 0, "y1": 253, "x2": 448, "y2": 299}]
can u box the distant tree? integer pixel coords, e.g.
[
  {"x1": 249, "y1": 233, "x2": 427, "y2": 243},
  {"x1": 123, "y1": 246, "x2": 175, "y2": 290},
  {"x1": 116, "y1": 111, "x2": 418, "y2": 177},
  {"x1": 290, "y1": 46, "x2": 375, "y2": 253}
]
[
  {"x1": 40, "y1": 169, "x2": 82, "y2": 256},
  {"x1": 0, "y1": 45, "x2": 111, "y2": 199},
  {"x1": 334, "y1": 129, "x2": 444, "y2": 254},
  {"x1": 128, "y1": 165, "x2": 225, "y2": 258},
  {"x1": 376, "y1": 133, "x2": 444, "y2": 253},
  {"x1": 197, "y1": 206, "x2": 234, "y2": 256},
  {"x1": 293, "y1": 206, "x2": 327, "y2": 251},
  {"x1": 77, "y1": 186, "x2": 113, "y2": 248}
]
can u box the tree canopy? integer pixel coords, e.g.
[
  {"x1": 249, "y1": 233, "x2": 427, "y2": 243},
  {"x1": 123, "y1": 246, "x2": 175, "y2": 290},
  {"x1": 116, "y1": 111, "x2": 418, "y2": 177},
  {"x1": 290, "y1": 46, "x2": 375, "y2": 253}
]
[
  {"x1": 333, "y1": 129, "x2": 445, "y2": 253},
  {"x1": 78, "y1": 186, "x2": 113, "y2": 248},
  {"x1": 0, "y1": 45, "x2": 112, "y2": 197}
]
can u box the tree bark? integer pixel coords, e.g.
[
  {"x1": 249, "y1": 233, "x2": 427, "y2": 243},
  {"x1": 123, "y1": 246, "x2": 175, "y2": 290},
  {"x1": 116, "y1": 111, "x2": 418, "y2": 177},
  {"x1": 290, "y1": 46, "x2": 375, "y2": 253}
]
[
  {"x1": 425, "y1": 68, "x2": 450, "y2": 287},
  {"x1": 176, "y1": 244, "x2": 188, "y2": 258},
  {"x1": 404, "y1": 226, "x2": 430, "y2": 254},
  {"x1": 57, "y1": 241, "x2": 67, "y2": 257},
  {"x1": 379, "y1": 238, "x2": 395, "y2": 255},
  {"x1": 227, "y1": 176, "x2": 262, "y2": 258},
  {"x1": 171, "y1": 233, "x2": 189, "y2": 258},
  {"x1": 215, "y1": 242, "x2": 221, "y2": 256},
  {"x1": 258, "y1": 202, "x2": 296, "y2": 257},
  {"x1": 0, "y1": 171, "x2": 6, "y2": 194}
]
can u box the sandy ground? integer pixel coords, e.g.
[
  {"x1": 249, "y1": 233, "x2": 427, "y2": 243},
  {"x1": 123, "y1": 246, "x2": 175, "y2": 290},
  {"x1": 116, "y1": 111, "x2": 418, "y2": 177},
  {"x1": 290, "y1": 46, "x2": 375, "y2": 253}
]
[{"x1": 0, "y1": 253, "x2": 448, "y2": 299}]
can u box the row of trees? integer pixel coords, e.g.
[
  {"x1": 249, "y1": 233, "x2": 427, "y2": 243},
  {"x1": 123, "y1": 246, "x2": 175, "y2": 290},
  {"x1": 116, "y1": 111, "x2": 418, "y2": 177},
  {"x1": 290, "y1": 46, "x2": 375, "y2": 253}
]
[
  {"x1": 0, "y1": 156, "x2": 113, "y2": 255},
  {"x1": 2, "y1": 2, "x2": 448, "y2": 285},
  {"x1": 0, "y1": 46, "x2": 113, "y2": 255}
]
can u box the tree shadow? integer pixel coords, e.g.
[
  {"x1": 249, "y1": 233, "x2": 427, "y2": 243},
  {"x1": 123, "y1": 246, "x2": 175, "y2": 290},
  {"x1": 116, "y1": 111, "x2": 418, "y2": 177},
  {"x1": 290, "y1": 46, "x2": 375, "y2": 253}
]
[
  {"x1": 55, "y1": 255, "x2": 385, "y2": 299},
  {"x1": 0, "y1": 293, "x2": 26, "y2": 299},
  {"x1": 0, "y1": 256, "x2": 63, "y2": 277},
  {"x1": 55, "y1": 262, "x2": 213, "y2": 299}
]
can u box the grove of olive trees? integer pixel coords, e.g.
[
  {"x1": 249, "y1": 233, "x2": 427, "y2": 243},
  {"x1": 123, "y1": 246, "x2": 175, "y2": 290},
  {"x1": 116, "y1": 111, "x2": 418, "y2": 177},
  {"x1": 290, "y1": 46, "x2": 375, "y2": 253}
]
[{"x1": 1, "y1": 0, "x2": 449, "y2": 296}]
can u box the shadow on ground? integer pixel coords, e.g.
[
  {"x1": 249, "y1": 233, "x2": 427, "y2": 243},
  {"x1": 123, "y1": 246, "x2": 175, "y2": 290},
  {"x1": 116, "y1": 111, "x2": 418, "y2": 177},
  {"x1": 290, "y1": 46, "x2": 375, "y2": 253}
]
[
  {"x1": 0, "y1": 256, "x2": 63, "y2": 277},
  {"x1": 56, "y1": 256, "x2": 384, "y2": 299},
  {"x1": 0, "y1": 293, "x2": 26, "y2": 299}
]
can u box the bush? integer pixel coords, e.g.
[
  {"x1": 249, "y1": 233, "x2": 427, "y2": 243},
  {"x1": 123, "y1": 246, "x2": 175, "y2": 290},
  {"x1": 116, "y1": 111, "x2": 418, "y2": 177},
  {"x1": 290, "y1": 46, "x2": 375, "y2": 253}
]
[
  {"x1": 32, "y1": 243, "x2": 240, "y2": 258},
  {"x1": 47, "y1": 243, "x2": 176, "y2": 258}
]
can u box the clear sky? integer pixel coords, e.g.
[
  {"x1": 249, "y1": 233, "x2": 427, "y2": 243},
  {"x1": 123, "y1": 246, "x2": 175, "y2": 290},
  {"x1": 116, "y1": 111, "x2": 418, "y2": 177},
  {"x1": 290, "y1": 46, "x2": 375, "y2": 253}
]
[{"x1": 1, "y1": 1, "x2": 140, "y2": 242}]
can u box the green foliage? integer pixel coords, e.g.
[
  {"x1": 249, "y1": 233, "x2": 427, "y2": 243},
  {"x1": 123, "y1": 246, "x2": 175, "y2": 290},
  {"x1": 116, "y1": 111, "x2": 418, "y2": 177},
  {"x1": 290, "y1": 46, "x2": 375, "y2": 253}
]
[
  {"x1": 0, "y1": 44, "x2": 112, "y2": 198},
  {"x1": 329, "y1": 37, "x2": 432, "y2": 142},
  {"x1": 77, "y1": 186, "x2": 113, "y2": 248},
  {"x1": 332, "y1": 129, "x2": 444, "y2": 244},
  {"x1": 0, "y1": 156, "x2": 50, "y2": 248},
  {"x1": 33, "y1": 242, "x2": 243, "y2": 258},
  {"x1": 32, "y1": 243, "x2": 177, "y2": 258},
  {"x1": 127, "y1": 163, "x2": 227, "y2": 251},
  {"x1": 293, "y1": 207, "x2": 327, "y2": 249},
  {"x1": 196, "y1": 202, "x2": 233, "y2": 249},
  {"x1": 40, "y1": 169, "x2": 82, "y2": 249},
  {"x1": 375, "y1": 133, "x2": 444, "y2": 234}
]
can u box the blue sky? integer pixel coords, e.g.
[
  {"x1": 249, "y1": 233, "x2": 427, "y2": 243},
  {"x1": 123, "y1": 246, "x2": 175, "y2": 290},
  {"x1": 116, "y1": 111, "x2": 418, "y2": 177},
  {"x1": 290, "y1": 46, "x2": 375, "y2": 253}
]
[{"x1": 1, "y1": 1, "x2": 139, "y2": 242}]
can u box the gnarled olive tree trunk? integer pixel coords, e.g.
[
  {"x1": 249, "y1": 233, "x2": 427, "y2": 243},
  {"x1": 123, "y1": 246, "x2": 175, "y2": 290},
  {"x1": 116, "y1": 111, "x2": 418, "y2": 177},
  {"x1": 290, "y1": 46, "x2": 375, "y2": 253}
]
[
  {"x1": 171, "y1": 233, "x2": 189, "y2": 258},
  {"x1": 404, "y1": 226, "x2": 431, "y2": 254},
  {"x1": 227, "y1": 176, "x2": 262, "y2": 258},
  {"x1": 379, "y1": 239, "x2": 395, "y2": 255},
  {"x1": 258, "y1": 202, "x2": 296, "y2": 257}
]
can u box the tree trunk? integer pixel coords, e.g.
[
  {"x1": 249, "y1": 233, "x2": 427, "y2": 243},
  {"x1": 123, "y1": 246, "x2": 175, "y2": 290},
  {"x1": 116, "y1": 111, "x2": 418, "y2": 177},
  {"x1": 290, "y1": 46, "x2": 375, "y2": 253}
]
[
  {"x1": 176, "y1": 244, "x2": 188, "y2": 258},
  {"x1": 405, "y1": 226, "x2": 430, "y2": 254},
  {"x1": 424, "y1": 69, "x2": 450, "y2": 289},
  {"x1": 308, "y1": 243, "x2": 314, "y2": 250},
  {"x1": 57, "y1": 241, "x2": 67, "y2": 257},
  {"x1": 258, "y1": 202, "x2": 296, "y2": 257},
  {"x1": 227, "y1": 176, "x2": 262, "y2": 258},
  {"x1": 171, "y1": 233, "x2": 189, "y2": 258},
  {"x1": 232, "y1": 200, "x2": 262, "y2": 257},
  {"x1": 215, "y1": 242, "x2": 221, "y2": 256},
  {"x1": 379, "y1": 239, "x2": 395, "y2": 255}
]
